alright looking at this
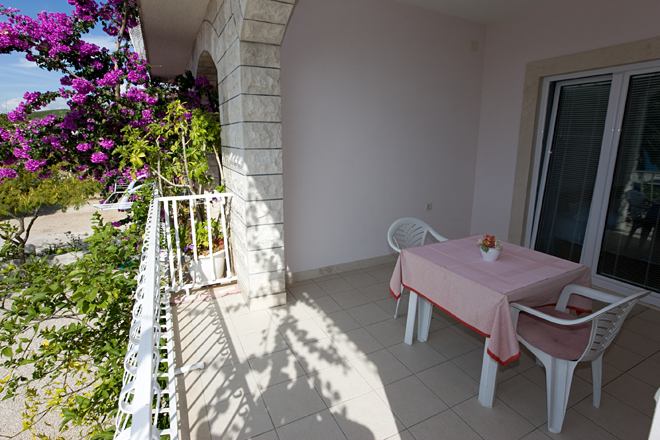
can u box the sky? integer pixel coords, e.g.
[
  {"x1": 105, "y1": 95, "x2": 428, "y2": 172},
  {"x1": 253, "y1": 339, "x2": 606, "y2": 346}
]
[{"x1": 0, "y1": 1, "x2": 115, "y2": 113}]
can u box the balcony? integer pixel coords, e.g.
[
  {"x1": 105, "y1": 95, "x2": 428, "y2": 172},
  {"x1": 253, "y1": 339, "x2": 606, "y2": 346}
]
[{"x1": 115, "y1": 193, "x2": 660, "y2": 440}]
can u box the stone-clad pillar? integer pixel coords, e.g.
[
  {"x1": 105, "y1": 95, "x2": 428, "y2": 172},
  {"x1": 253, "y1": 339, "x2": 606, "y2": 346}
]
[{"x1": 191, "y1": 0, "x2": 295, "y2": 309}]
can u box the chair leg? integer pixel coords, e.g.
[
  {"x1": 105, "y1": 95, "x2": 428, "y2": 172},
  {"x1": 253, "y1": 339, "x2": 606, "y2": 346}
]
[
  {"x1": 417, "y1": 297, "x2": 433, "y2": 342},
  {"x1": 545, "y1": 358, "x2": 577, "y2": 434},
  {"x1": 592, "y1": 355, "x2": 603, "y2": 408},
  {"x1": 394, "y1": 297, "x2": 401, "y2": 319},
  {"x1": 404, "y1": 292, "x2": 418, "y2": 345}
]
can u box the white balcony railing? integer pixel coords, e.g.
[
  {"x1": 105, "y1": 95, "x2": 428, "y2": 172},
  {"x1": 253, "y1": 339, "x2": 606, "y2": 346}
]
[{"x1": 114, "y1": 190, "x2": 235, "y2": 440}]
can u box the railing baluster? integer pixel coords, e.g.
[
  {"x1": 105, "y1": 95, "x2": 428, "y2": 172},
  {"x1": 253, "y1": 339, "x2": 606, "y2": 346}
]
[
  {"x1": 188, "y1": 198, "x2": 198, "y2": 263},
  {"x1": 162, "y1": 200, "x2": 175, "y2": 289},
  {"x1": 172, "y1": 200, "x2": 183, "y2": 287},
  {"x1": 205, "y1": 197, "x2": 216, "y2": 281},
  {"x1": 220, "y1": 196, "x2": 232, "y2": 277}
]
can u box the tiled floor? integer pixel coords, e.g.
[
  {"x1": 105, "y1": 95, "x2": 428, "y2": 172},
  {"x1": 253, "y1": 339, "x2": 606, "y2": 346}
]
[{"x1": 173, "y1": 263, "x2": 659, "y2": 440}]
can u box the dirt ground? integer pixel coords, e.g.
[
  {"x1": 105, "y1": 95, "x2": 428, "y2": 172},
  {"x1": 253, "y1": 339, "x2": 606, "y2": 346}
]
[{"x1": 0, "y1": 202, "x2": 127, "y2": 439}]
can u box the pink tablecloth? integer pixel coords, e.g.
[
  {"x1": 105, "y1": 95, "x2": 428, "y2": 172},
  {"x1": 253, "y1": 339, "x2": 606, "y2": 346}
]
[{"x1": 389, "y1": 236, "x2": 591, "y2": 365}]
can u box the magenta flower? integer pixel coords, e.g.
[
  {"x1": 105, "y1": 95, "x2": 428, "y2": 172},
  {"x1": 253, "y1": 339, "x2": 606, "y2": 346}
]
[
  {"x1": 24, "y1": 159, "x2": 46, "y2": 172},
  {"x1": 0, "y1": 168, "x2": 18, "y2": 180},
  {"x1": 76, "y1": 142, "x2": 92, "y2": 152},
  {"x1": 90, "y1": 152, "x2": 108, "y2": 164},
  {"x1": 99, "y1": 139, "x2": 115, "y2": 150}
]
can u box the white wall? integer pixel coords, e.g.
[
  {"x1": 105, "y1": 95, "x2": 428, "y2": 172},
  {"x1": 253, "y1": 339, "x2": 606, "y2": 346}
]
[
  {"x1": 281, "y1": 0, "x2": 485, "y2": 273},
  {"x1": 471, "y1": 0, "x2": 660, "y2": 238}
]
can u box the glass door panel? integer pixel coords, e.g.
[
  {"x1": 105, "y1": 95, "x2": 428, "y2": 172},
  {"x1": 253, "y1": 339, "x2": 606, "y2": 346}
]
[
  {"x1": 597, "y1": 72, "x2": 660, "y2": 291},
  {"x1": 534, "y1": 80, "x2": 612, "y2": 262}
]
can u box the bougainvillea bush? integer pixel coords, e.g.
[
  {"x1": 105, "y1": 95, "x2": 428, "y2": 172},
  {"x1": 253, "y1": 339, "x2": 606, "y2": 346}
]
[{"x1": 0, "y1": 0, "x2": 222, "y2": 437}]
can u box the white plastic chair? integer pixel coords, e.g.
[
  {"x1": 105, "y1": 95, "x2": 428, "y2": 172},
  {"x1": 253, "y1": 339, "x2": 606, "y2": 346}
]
[
  {"x1": 510, "y1": 285, "x2": 649, "y2": 433},
  {"x1": 387, "y1": 217, "x2": 447, "y2": 318},
  {"x1": 93, "y1": 177, "x2": 145, "y2": 211}
]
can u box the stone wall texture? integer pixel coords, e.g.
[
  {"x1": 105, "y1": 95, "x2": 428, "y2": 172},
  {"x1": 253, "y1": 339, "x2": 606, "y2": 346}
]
[{"x1": 190, "y1": 0, "x2": 295, "y2": 309}]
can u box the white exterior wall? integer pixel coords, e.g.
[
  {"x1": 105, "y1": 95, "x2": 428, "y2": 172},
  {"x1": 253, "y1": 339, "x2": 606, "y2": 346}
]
[
  {"x1": 281, "y1": 0, "x2": 485, "y2": 273},
  {"x1": 471, "y1": 0, "x2": 660, "y2": 238}
]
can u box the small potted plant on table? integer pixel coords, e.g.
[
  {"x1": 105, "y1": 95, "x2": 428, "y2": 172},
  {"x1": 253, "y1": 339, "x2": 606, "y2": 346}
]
[{"x1": 478, "y1": 234, "x2": 502, "y2": 262}]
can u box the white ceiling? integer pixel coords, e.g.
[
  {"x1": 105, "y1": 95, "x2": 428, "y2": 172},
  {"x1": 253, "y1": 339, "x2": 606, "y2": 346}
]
[{"x1": 394, "y1": 0, "x2": 532, "y2": 24}]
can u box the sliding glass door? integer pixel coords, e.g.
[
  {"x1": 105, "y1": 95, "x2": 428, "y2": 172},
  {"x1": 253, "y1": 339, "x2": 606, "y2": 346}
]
[
  {"x1": 597, "y1": 72, "x2": 660, "y2": 292},
  {"x1": 531, "y1": 63, "x2": 660, "y2": 295}
]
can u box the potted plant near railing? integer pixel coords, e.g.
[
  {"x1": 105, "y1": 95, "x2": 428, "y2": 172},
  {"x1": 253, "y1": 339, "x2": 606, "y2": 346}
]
[{"x1": 186, "y1": 217, "x2": 226, "y2": 282}]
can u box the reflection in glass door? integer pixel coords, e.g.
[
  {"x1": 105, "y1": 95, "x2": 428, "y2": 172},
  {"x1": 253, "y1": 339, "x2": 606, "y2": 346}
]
[
  {"x1": 598, "y1": 72, "x2": 660, "y2": 291},
  {"x1": 534, "y1": 79, "x2": 612, "y2": 262}
]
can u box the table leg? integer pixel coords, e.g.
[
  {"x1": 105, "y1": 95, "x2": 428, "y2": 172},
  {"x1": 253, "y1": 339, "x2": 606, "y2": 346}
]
[
  {"x1": 478, "y1": 338, "x2": 498, "y2": 408},
  {"x1": 404, "y1": 291, "x2": 418, "y2": 345},
  {"x1": 417, "y1": 297, "x2": 433, "y2": 342}
]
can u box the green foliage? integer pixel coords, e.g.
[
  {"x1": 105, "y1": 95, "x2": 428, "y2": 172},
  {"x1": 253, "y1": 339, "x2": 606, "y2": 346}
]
[
  {"x1": 0, "y1": 170, "x2": 99, "y2": 259},
  {"x1": 0, "y1": 189, "x2": 152, "y2": 438},
  {"x1": 118, "y1": 100, "x2": 222, "y2": 196}
]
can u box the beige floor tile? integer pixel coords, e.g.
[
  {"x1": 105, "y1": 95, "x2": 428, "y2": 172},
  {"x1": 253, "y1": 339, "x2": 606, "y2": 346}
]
[
  {"x1": 342, "y1": 270, "x2": 379, "y2": 288},
  {"x1": 623, "y1": 315, "x2": 660, "y2": 342},
  {"x1": 453, "y1": 397, "x2": 535, "y2": 440},
  {"x1": 178, "y1": 369, "x2": 212, "y2": 440},
  {"x1": 496, "y1": 374, "x2": 547, "y2": 426},
  {"x1": 417, "y1": 361, "x2": 479, "y2": 406},
  {"x1": 408, "y1": 410, "x2": 481, "y2": 440},
  {"x1": 574, "y1": 392, "x2": 652, "y2": 440},
  {"x1": 427, "y1": 326, "x2": 481, "y2": 359},
  {"x1": 603, "y1": 343, "x2": 645, "y2": 371},
  {"x1": 350, "y1": 348, "x2": 413, "y2": 387},
  {"x1": 276, "y1": 409, "x2": 346, "y2": 440},
  {"x1": 280, "y1": 317, "x2": 329, "y2": 344},
  {"x1": 613, "y1": 328, "x2": 660, "y2": 357},
  {"x1": 451, "y1": 348, "x2": 522, "y2": 385},
  {"x1": 520, "y1": 430, "x2": 551, "y2": 440},
  {"x1": 347, "y1": 302, "x2": 391, "y2": 326},
  {"x1": 374, "y1": 296, "x2": 408, "y2": 318},
  {"x1": 629, "y1": 357, "x2": 660, "y2": 387},
  {"x1": 269, "y1": 301, "x2": 315, "y2": 324},
  {"x1": 366, "y1": 264, "x2": 397, "y2": 282},
  {"x1": 522, "y1": 365, "x2": 593, "y2": 407},
  {"x1": 304, "y1": 295, "x2": 343, "y2": 316},
  {"x1": 536, "y1": 409, "x2": 616, "y2": 440},
  {"x1": 603, "y1": 374, "x2": 657, "y2": 416},
  {"x1": 330, "y1": 391, "x2": 404, "y2": 440},
  {"x1": 334, "y1": 327, "x2": 384, "y2": 357},
  {"x1": 230, "y1": 309, "x2": 275, "y2": 335},
  {"x1": 261, "y1": 376, "x2": 327, "y2": 427},
  {"x1": 288, "y1": 282, "x2": 328, "y2": 301},
  {"x1": 288, "y1": 337, "x2": 351, "y2": 375},
  {"x1": 331, "y1": 289, "x2": 376, "y2": 309},
  {"x1": 574, "y1": 358, "x2": 623, "y2": 386},
  {"x1": 239, "y1": 329, "x2": 289, "y2": 358},
  {"x1": 365, "y1": 319, "x2": 406, "y2": 347},
  {"x1": 248, "y1": 430, "x2": 278, "y2": 440},
  {"x1": 203, "y1": 365, "x2": 273, "y2": 440},
  {"x1": 373, "y1": 376, "x2": 447, "y2": 427},
  {"x1": 388, "y1": 342, "x2": 446, "y2": 373},
  {"x1": 317, "y1": 277, "x2": 353, "y2": 294},
  {"x1": 636, "y1": 307, "x2": 660, "y2": 324},
  {"x1": 310, "y1": 363, "x2": 372, "y2": 406},
  {"x1": 248, "y1": 348, "x2": 307, "y2": 391},
  {"x1": 384, "y1": 431, "x2": 415, "y2": 440},
  {"x1": 322, "y1": 310, "x2": 362, "y2": 335}
]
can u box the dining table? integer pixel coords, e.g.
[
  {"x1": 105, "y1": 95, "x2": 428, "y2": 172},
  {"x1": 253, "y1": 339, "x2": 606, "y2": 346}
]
[{"x1": 389, "y1": 235, "x2": 591, "y2": 407}]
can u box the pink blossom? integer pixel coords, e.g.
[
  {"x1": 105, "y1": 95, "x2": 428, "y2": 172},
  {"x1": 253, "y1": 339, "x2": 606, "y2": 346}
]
[
  {"x1": 24, "y1": 159, "x2": 46, "y2": 172},
  {"x1": 0, "y1": 168, "x2": 18, "y2": 180},
  {"x1": 76, "y1": 142, "x2": 92, "y2": 152},
  {"x1": 90, "y1": 151, "x2": 108, "y2": 163}
]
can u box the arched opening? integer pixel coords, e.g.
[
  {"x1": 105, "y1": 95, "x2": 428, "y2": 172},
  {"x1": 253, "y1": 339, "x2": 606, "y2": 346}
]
[{"x1": 195, "y1": 51, "x2": 222, "y2": 186}]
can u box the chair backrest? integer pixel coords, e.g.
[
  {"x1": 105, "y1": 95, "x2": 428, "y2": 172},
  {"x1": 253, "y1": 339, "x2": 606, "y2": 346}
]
[
  {"x1": 579, "y1": 290, "x2": 649, "y2": 362},
  {"x1": 387, "y1": 217, "x2": 447, "y2": 253}
]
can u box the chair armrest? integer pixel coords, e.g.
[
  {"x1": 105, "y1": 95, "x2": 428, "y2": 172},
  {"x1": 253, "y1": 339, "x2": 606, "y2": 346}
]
[
  {"x1": 510, "y1": 302, "x2": 595, "y2": 326},
  {"x1": 556, "y1": 284, "x2": 622, "y2": 312},
  {"x1": 428, "y1": 229, "x2": 448, "y2": 243}
]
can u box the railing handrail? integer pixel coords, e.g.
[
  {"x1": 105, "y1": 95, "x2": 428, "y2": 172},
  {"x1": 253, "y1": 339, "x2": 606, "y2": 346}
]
[{"x1": 115, "y1": 188, "x2": 236, "y2": 440}]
